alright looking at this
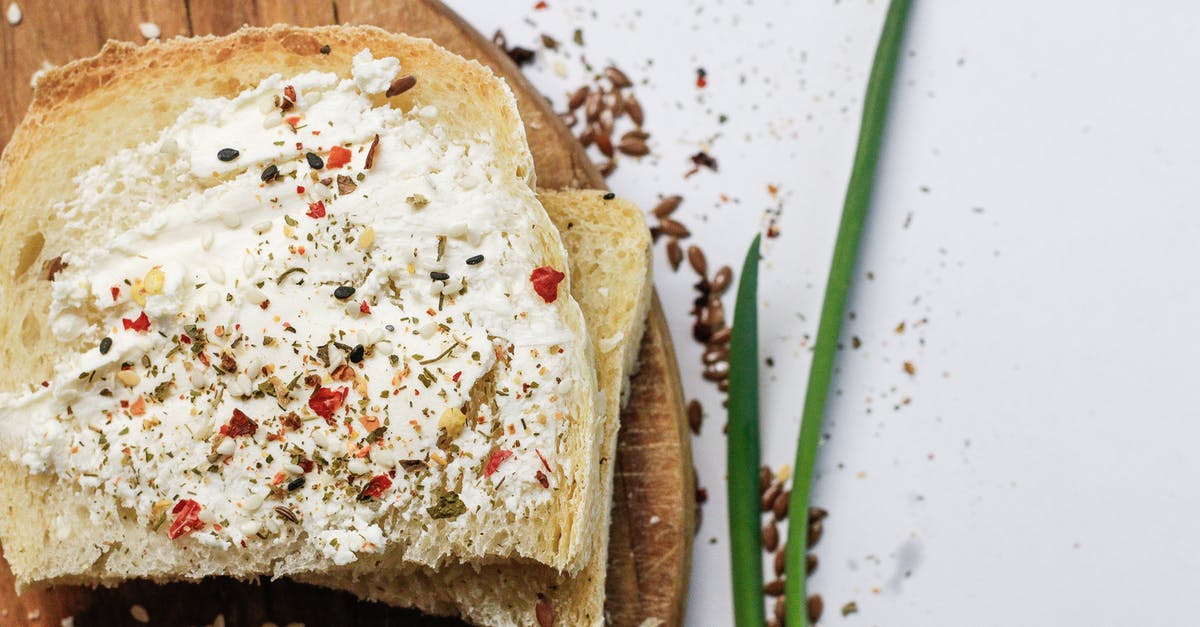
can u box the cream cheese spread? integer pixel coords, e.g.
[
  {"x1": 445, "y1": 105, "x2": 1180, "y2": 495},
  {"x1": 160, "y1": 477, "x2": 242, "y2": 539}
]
[{"x1": 0, "y1": 50, "x2": 583, "y2": 567}]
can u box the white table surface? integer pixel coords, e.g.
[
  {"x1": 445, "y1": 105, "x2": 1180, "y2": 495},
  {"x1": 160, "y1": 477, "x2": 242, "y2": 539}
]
[{"x1": 456, "y1": 2, "x2": 1200, "y2": 625}]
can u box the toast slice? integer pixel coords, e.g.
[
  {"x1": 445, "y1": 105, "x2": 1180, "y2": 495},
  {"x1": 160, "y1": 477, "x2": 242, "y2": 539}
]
[
  {"x1": 299, "y1": 189, "x2": 653, "y2": 627},
  {"x1": 0, "y1": 26, "x2": 607, "y2": 587}
]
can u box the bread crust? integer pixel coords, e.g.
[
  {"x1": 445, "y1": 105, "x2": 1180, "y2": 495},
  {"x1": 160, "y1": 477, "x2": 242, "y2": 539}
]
[{"x1": 0, "y1": 25, "x2": 603, "y2": 588}]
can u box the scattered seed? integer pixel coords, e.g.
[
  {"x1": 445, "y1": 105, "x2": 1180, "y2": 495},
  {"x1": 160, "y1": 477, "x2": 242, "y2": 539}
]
[
  {"x1": 706, "y1": 299, "x2": 726, "y2": 329},
  {"x1": 578, "y1": 126, "x2": 595, "y2": 147},
  {"x1": 274, "y1": 505, "x2": 300, "y2": 523},
  {"x1": 772, "y1": 489, "x2": 789, "y2": 520},
  {"x1": 808, "y1": 595, "x2": 824, "y2": 623},
  {"x1": 320, "y1": 44, "x2": 331, "y2": 54},
  {"x1": 306, "y1": 152, "x2": 324, "y2": 170},
  {"x1": 623, "y1": 128, "x2": 650, "y2": 142},
  {"x1": 568, "y1": 85, "x2": 589, "y2": 110},
  {"x1": 807, "y1": 519, "x2": 824, "y2": 547},
  {"x1": 99, "y1": 337, "x2": 113, "y2": 355},
  {"x1": 762, "y1": 482, "x2": 781, "y2": 511},
  {"x1": 807, "y1": 552, "x2": 818, "y2": 575},
  {"x1": 217, "y1": 148, "x2": 239, "y2": 162},
  {"x1": 702, "y1": 347, "x2": 727, "y2": 365},
  {"x1": 430, "y1": 271, "x2": 450, "y2": 281},
  {"x1": 129, "y1": 604, "x2": 150, "y2": 623},
  {"x1": 763, "y1": 520, "x2": 779, "y2": 552},
  {"x1": 903, "y1": 360, "x2": 916, "y2": 375},
  {"x1": 594, "y1": 126, "x2": 614, "y2": 157},
  {"x1": 349, "y1": 344, "x2": 365, "y2": 363},
  {"x1": 584, "y1": 91, "x2": 601, "y2": 122},
  {"x1": 626, "y1": 94, "x2": 644, "y2": 125},
  {"x1": 774, "y1": 597, "x2": 786, "y2": 624},
  {"x1": 710, "y1": 326, "x2": 732, "y2": 345},
  {"x1": 610, "y1": 89, "x2": 625, "y2": 117},
  {"x1": 6, "y1": 2, "x2": 21, "y2": 26},
  {"x1": 809, "y1": 506, "x2": 828, "y2": 523},
  {"x1": 560, "y1": 112, "x2": 578, "y2": 127},
  {"x1": 658, "y1": 218, "x2": 691, "y2": 238},
  {"x1": 333, "y1": 285, "x2": 356, "y2": 300},
  {"x1": 364, "y1": 134, "x2": 381, "y2": 169},
  {"x1": 686, "y1": 245, "x2": 707, "y2": 276},
  {"x1": 686, "y1": 399, "x2": 702, "y2": 435},
  {"x1": 386, "y1": 74, "x2": 417, "y2": 97},
  {"x1": 617, "y1": 136, "x2": 649, "y2": 157},
  {"x1": 759, "y1": 466, "x2": 773, "y2": 493},
  {"x1": 763, "y1": 578, "x2": 785, "y2": 597},
  {"x1": 287, "y1": 476, "x2": 306, "y2": 491},
  {"x1": 597, "y1": 160, "x2": 616, "y2": 177},
  {"x1": 666, "y1": 238, "x2": 683, "y2": 271},
  {"x1": 711, "y1": 265, "x2": 733, "y2": 295},
  {"x1": 466, "y1": 254, "x2": 485, "y2": 265},
  {"x1": 138, "y1": 21, "x2": 160, "y2": 39},
  {"x1": 603, "y1": 192, "x2": 616, "y2": 200},
  {"x1": 605, "y1": 65, "x2": 632, "y2": 88},
  {"x1": 652, "y1": 195, "x2": 682, "y2": 218},
  {"x1": 261, "y1": 164, "x2": 279, "y2": 182},
  {"x1": 841, "y1": 601, "x2": 859, "y2": 616},
  {"x1": 774, "y1": 544, "x2": 787, "y2": 576}
]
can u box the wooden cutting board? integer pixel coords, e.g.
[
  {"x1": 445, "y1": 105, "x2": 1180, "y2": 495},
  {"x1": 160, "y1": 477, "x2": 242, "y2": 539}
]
[{"x1": 0, "y1": 1, "x2": 694, "y2": 625}]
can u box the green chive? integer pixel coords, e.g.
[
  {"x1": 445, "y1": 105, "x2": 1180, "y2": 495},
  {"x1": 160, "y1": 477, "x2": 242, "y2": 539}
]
[
  {"x1": 727, "y1": 233, "x2": 763, "y2": 627},
  {"x1": 785, "y1": 1, "x2": 912, "y2": 625}
]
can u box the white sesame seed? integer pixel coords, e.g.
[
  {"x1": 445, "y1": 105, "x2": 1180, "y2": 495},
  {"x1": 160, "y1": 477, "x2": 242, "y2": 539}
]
[
  {"x1": 368, "y1": 328, "x2": 384, "y2": 344},
  {"x1": 219, "y1": 211, "x2": 241, "y2": 229},
  {"x1": 201, "y1": 229, "x2": 214, "y2": 250},
  {"x1": 347, "y1": 458, "x2": 368, "y2": 475},
  {"x1": 5, "y1": 3, "x2": 21, "y2": 26},
  {"x1": 138, "y1": 21, "x2": 160, "y2": 39},
  {"x1": 208, "y1": 264, "x2": 225, "y2": 285},
  {"x1": 240, "y1": 520, "x2": 261, "y2": 536},
  {"x1": 418, "y1": 321, "x2": 437, "y2": 338},
  {"x1": 376, "y1": 341, "x2": 394, "y2": 355},
  {"x1": 252, "y1": 220, "x2": 273, "y2": 234},
  {"x1": 216, "y1": 437, "x2": 236, "y2": 456},
  {"x1": 356, "y1": 329, "x2": 369, "y2": 346},
  {"x1": 129, "y1": 604, "x2": 150, "y2": 623},
  {"x1": 284, "y1": 463, "x2": 304, "y2": 475},
  {"x1": 243, "y1": 254, "x2": 257, "y2": 278}
]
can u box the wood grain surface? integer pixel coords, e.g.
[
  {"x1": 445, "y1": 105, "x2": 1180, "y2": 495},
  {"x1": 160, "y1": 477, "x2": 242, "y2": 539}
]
[{"x1": 0, "y1": 1, "x2": 694, "y2": 625}]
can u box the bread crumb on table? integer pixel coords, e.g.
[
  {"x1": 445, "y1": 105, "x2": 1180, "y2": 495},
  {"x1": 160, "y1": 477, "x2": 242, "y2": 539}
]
[
  {"x1": 5, "y1": 2, "x2": 20, "y2": 26},
  {"x1": 130, "y1": 604, "x2": 150, "y2": 623}
]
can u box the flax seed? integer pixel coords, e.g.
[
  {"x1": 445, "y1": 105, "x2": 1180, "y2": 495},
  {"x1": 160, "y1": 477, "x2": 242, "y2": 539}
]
[
  {"x1": 568, "y1": 85, "x2": 589, "y2": 110},
  {"x1": 687, "y1": 245, "x2": 707, "y2": 275},
  {"x1": 618, "y1": 137, "x2": 649, "y2": 156},
  {"x1": 659, "y1": 218, "x2": 691, "y2": 238},
  {"x1": 763, "y1": 520, "x2": 779, "y2": 552},
  {"x1": 626, "y1": 94, "x2": 644, "y2": 125},
  {"x1": 772, "y1": 489, "x2": 789, "y2": 520},
  {"x1": 666, "y1": 238, "x2": 683, "y2": 271},
  {"x1": 808, "y1": 595, "x2": 824, "y2": 623},
  {"x1": 652, "y1": 195, "x2": 683, "y2": 218},
  {"x1": 711, "y1": 265, "x2": 733, "y2": 295},
  {"x1": 604, "y1": 65, "x2": 632, "y2": 88},
  {"x1": 762, "y1": 482, "x2": 781, "y2": 511},
  {"x1": 687, "y1": 399, "x2": 703, "y2": 435},
  {"x1": 807, "y1": 519, "x2": 823, "y2": 547},
  {"x1": 764, "y1": 578, "x2": 785, "y2": 597}
]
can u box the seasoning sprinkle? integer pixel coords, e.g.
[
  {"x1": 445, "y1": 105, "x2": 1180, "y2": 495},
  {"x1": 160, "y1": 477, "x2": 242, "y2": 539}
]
[
  {"x1": 333, "y1": 285, "x2": 356, "y2": 300},
  {"x1": 261, "y1": 164, "x2": 279, "y2": 182},
  {"x1": 319, "y1": 44, "x2": 331, "y2": 54},
  {"x1": 286, "y1": 476, "x2": 306, "y2": 491},
  {"x1": 602, "y1": 192, "x2": 616, "y2": 200},
  {"x1": 349, "y1": 344, "x2": 365, "y2": 363},
  {"x1": 216, "y1": 148, "x2": 240, "y2": 162},
  {"x1": 465, "y1": 254, "x2": 484, "y2": 265},
  {"x1": 99, "y1": 337, "x2": 113, "y2": 355},
  {"x1": 430, "y1": 271, "x2": 450, "y2": 281},
  {"x1": 306, "y1": 152, "x2": 324, "y2": 170},
  {"x1": 274, "y1": 505, "x2": 300, "y2": 523}
]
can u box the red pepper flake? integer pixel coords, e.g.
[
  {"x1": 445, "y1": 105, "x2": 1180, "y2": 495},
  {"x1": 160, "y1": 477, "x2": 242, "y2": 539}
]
[
  {"x1": 180, "y1": 333, "x2": 192, "y2": 345},
  {"x1": 530, "y1": 266, "x2": 565, "y2": 303},
  {"x1": 534, "y1": 0, "x2": 548, "y2": 8},
  {"x1": 535, "y1": 470, "x2": 549, "y2": 488},
  {"x1": 308, "y1": 385, "x2": 349, "y2": 423},
  {"x1": 298, "y1": 458, "x2": 315, "y2": 473},
  {"x1": 296, "y1": 185, "x2": 306, "y2": 194},
  {"x1": 326, "y1": 145, "x2": 352, "y2": 169},
  {"x1": 286, "y1": 116, "x2": 302, "y2": 129},
  {"x1": 283, "y1": 85, "x2": 297, "y2": 103},
  {"x1": 484, "y1": 449, "x2": 513, "y2": 477},
  {"x1": 168, "y1": 499, "x2": 204, "y2": 539},
  {"x1": 451, "y1": 371, "x2": 462, "y2": 383},
  {"x1": 260, "y1": 299, "x2": 271, "y2": 310},
  {"x1": 130, "y1": 396, "x2": 146, "y2": 416},
  {"x1": 359, "y1": 300, "x2": 371, "y2": 314},
  {"x1": 358, "y1": 474, "x2": 393, "y2": 500},
  {"x1": 122, "y1": 311, "x2": 151, "y2": 332},
  {"x1": 220, "y1": 408, "x2": 258, "y2": 438},
  {"x1": 535, "y1": 449, "x2": 552, "y2": 473},
  {"x1": 110, "y1": 286, "x2": 120, "y2": 301},
  {"x1": 306, "y1": 201, "x2": 326, "y2": 219},
  {"x1": 695, "y1": 67, "x2": 708, "y2": 88}
]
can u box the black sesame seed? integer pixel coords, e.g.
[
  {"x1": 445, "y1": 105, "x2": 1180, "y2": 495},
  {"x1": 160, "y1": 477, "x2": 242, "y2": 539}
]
[
  {"x1": 99, "y1": 337, "x2": 112, "y2": 355},
  {"x1": 306, "y1": 152, "x2": 324, "y2": 170},
  {"x1": 319, "y1": 44, "x2": 331, "y2": 54},
  {"x1": 333, "y1": 285, "x2": 356, "y2": 300},
  {"x1": 261, "y1": 164, "x2": 279, "y2": 182},
  {"x1": 349, "y1": 344, "x2": 365, "y2": 363},
  {"x1": 430, "y1": 271, "x2": 450, "y2": 281},
  {"x1": 287, "y1": 476, "x2": 306, "y2": 491},
  {"x1": 217, "y1": 148, "x2": 240, "y2": 162},
  {"x1": 603, "y1": 192, "x2": 616, "y2": 200},
  {"x1": 465, "y1": 254, "x2": 485, "y2": 265},
  {"x1": 385, "y1": 324, "x2": 395, "y2": 332}
]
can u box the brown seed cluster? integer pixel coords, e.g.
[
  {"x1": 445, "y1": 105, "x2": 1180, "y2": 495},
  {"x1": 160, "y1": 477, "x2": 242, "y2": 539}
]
[
  {"x1": 761, "y1": 466, "x2": 828, "y2": 626},
  {"x1": 560, "y1": 65, "x2": 648, "y2": 177}
]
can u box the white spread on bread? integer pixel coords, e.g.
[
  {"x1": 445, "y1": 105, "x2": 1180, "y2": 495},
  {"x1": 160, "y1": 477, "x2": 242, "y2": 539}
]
[{"x1": 0, "y1": 50, "x2": 581, "y2": 566}]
